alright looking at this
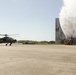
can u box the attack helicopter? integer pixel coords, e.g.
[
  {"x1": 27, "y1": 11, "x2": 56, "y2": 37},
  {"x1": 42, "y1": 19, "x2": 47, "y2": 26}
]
[{"x1": 0, "y1": 34, "x2": 17, "y2": 46}]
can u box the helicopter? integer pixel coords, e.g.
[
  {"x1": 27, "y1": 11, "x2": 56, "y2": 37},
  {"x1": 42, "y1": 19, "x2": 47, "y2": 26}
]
[{"x1": 0, "y1": 34, "x2": 17, "y2": 46}]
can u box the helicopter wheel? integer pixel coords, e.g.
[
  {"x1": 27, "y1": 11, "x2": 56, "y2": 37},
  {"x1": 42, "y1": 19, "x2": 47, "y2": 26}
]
[
  {"x1": 6, "y1": 44, "x2": 8, "y2": 46},
  {"x1": 9, "y1": 44, "x2": 11, "y2": 46}
]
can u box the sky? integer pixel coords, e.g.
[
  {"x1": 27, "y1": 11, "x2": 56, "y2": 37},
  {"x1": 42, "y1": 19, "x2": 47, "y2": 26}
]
[{"x1": 0, "y1": 0, "x2": 63, "y2": 41}]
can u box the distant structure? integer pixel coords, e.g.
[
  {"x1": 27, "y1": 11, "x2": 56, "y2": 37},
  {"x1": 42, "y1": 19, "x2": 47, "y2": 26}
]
[{"x1": 55, "y1": 18, "x2": 66, "y2": 44}]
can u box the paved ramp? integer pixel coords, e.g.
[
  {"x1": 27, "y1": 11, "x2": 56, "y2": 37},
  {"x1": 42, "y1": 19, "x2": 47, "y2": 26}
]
[{"x1": 0, "y1": 45, "x2": 76, "y2": 75}]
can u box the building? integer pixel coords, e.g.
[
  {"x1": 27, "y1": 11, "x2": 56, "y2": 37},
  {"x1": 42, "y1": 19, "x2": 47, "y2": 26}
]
[{"x1": 55, "y1": 18, "x2": 66, "y2": 44}]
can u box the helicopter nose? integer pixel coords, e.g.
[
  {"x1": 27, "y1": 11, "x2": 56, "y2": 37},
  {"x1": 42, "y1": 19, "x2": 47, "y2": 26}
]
[{"x1": 14, "y1": 39, "x2": 17, "y2": 42}]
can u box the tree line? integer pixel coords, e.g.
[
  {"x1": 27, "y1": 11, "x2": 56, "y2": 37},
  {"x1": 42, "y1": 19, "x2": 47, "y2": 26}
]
[{"x1": 18, "y1": 40, "x2": 55, "y2": 45}]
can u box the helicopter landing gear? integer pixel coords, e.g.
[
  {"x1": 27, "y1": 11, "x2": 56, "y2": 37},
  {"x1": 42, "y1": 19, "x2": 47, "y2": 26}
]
[
  {"x1": 5, "y1": 43, "x2": 12, "y2": 46},
  {"x1": 6, "y1": 43, "x2": 8, "y2": 46},
  {"x1": 9, "y1": 43, "x2": 12, "y2": 46}
]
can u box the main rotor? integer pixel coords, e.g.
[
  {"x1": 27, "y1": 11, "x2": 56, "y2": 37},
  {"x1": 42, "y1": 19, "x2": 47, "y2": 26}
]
[{"x1": 0, "y1": 34, "x2": 19, "y2": 37}]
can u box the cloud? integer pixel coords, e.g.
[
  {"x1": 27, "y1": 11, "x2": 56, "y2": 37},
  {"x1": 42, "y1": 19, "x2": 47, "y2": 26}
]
[{"x1": 59, "y1": 0, "x2": 76, "y2": 38}]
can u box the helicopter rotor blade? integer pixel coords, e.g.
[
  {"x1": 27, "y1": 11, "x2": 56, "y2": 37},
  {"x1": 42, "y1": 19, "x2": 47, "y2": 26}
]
[
  {"x1": 0, "y1": 34, "x2": 19, "y2": 37},
  {"x1": 8, "y1": 34, "x2": 19, "y2": 36},
  {"x1": 0, "y1": 34, "x2": 8, "y2": 36}
]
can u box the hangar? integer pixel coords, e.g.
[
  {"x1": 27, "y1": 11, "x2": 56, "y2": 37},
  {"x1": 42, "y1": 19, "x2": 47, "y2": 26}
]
[
  {"x1": 55, "y1": 18, "x2": 66, "y2": 44},
  {"x1": 55, "y1": 18, "x2": 76, "y2": 44}
]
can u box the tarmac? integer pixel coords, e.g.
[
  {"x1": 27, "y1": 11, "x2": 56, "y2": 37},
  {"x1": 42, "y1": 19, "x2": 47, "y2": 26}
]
[{"x1": 0, "y1": 44, "x2": 76, "y2": 75}]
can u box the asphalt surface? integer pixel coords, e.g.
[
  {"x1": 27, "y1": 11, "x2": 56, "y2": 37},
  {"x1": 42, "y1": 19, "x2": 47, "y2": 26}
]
[{"x1": 0, "y1": 45, "x2": 76, "y2": 75}]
